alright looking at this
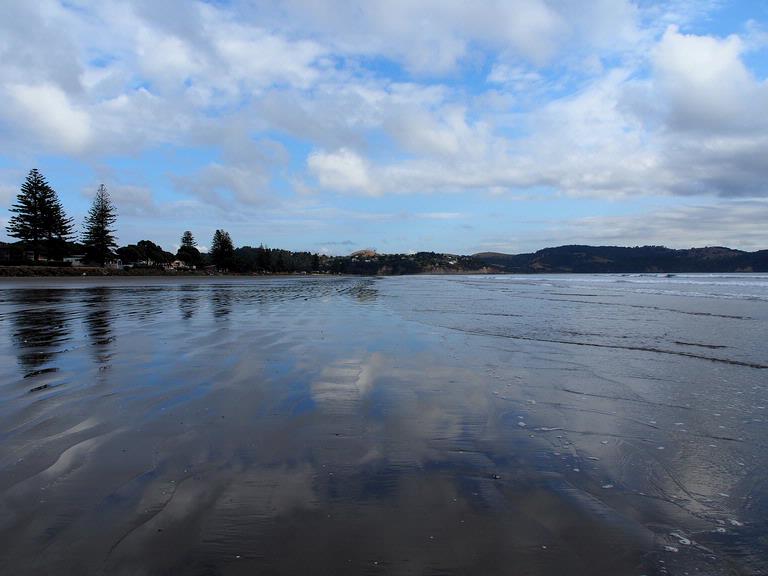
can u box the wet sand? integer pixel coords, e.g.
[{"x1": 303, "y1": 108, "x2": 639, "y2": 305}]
[{"x1": 0, "y1": 274, "x2": 766, "y2": 575}]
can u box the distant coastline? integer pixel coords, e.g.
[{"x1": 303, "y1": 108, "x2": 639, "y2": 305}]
[
  {"x1": 473, "y1": 245, "x2": 768, "y2": 274},
  {"x1": 0, "y1": 266, "x2": 340, "y2": 278},
  {"x1": 2, "y1": 244, "x2": 767, "y2": 277}
]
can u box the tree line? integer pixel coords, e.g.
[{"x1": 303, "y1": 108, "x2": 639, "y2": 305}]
[
  {"x1": 119, "y1": 231, "x2": 321, "y2": 273},
  {"x1": 3, "y1": 168, "x2": 322, "y2": 272}
]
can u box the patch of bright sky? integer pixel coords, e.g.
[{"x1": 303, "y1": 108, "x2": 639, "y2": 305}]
[
  {"x1": 35, "y1": 156, "x2": 96, "y2": 215},
  {"x1": 87, "y1": 54, "x2": 119, "y2": 69},
  {"x1": 703, "y1": 1, "x2": 768, "y2": 33},
  {"x1": 105, "y1": 146, "x2": 218, "y2": 197},
  {"x1": 353, "y1": 56, "x2": 413, "y2": 84}
]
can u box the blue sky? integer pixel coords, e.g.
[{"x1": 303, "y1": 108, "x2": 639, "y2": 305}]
[{"x1": 1, "y1": 0, "x2": 767, "y2": 255}]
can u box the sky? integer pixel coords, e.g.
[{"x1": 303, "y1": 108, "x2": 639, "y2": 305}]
[{"x1": 1, "y1": 0, "x2": 767, "y2": 255}]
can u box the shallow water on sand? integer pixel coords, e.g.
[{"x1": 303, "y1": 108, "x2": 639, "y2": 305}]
[{"x1": 0, "y1": 274, "x2": 766, "y2": 575}]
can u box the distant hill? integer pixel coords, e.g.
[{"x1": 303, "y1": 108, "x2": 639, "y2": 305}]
[
  {"x1": 473, "y1": 245, "x2": 768, "y2": 273},
  {"x1": 322, "y1": 245, "x2": 768, "y2": 275}
]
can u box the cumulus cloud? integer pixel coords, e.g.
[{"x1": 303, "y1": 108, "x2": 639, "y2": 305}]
[
  {"x1": 486, "y1": 64, "x2": 545, "y2": 91},
  {"x1": 651, "y1": 26, "x2": 768, "y2": 133},
  {"x1": 624, "y1": 26, "x2": 768, "y2": 197},
  {"x1": 308, "y1": 148, "x2": 375, "y2": 195},
  {"x1": 6, "y1": 83, "x2": 92, "y2": 154},
  {"x1": 0, "y1": 0, "x2": 766, "y2": 250},
  {"x1": 100, "y1": 184, "x2": 156, "y2": 217},
  {"x1": 300, "y1": 24, "x2": 768, "y2": 202},
  {"x1": 172, "y1": 134, "x2": 289, "y2": 208},
  {"x1": 249, "y1": 0, "x2": 564, "y2": 73},
  {"x1": 0, "y1": 1, "x2": 83, "y2": 92},
  {"x1": 0, "y1": 1, "x2": 327, "y2": 157}
]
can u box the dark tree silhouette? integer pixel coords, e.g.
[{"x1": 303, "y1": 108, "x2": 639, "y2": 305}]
[
  {"x1": 176, "y1": 230, "x2": 202, "y2": 266},
  {"x1": 117, "y1": 240, "x2": 173, "y2": 266},
  {"x1": 138, "y1": 240, "x2": 173, "y2": 264},
  {"x1": 6, "y1": 169, "x2": 73, "y2": 261},
  {"x1": 181, "y1": 230, "x2": 197, "y2": 248},
  {"x1": 82, "y1": 184, "x2": 118, "y2": 266},
  {"x1": 176, "y1": 245, "x2": 201, "y2": 267},
  {"x1": 210, "y1": 229, "x2": 234, "y2": 270},
  {"x1": 43, "y1": 187, "x2": 75, "y2": 261},
  {"x1": 231, "y1": 245, "x2": 319, "y2": 273},
  {"x1": 10, "y1": 289, "x2": 70, "y2": 375}
]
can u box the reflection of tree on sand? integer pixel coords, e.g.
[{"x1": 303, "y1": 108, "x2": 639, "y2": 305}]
[
  {"x1": 10, "y1": 289, "x2": 71, "y2": 376},
  {"x1": 178, "y1": 286, "x2": 200, "y2": 320},
  {"x1": 129, "y1": 288, "x2": 165, "y2": 322},
  {"x1": 84, "y1": 287, "x2": 115, "y2": 365},
  {"x1": 211, "y1": 286, "x2": 233, "y2": 319}
]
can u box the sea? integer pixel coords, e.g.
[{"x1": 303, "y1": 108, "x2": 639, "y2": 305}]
[{"x1": 1, "y1": 274, "x2": 766, "y2": 575}]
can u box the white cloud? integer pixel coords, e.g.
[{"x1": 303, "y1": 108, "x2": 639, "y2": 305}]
[
  {"x1": 0, "y1": 0, "x2": 84, "y2": 92},
  {"x1": 386, "y1": 104, "x2": 492, "y2": 159},
  {"x1": 174, "y1": 163, "x2": 270, "y2": 208},
  {"x1": 102, "y1": 184, "x2": 156, "y2": 216},
  {"x1": 6, "y1": 83, "x2": 92, "y2": 154},
  {"x1": 258, "y1": 0, "x2": 564, "y2": 73},
  {"x1": 308, "y1": 148, "x2": 375, "y2": 195},
  {"x1": 209, "y1": 18, "x2": 325, "y2": 91},
  {"x1": 0, "y1": 0, "x2": 330, "y2": 158},
  {"x1": 487, "y1": 64, "x2": 545, "y2": 91},
  {"x1": 290, "y1": 22, "x2": 768, "y2": 202},
  {"x1": 135, "y1": 27, "x2": 201, "y2": 85},
  {"x1": 651, "y1": 26, "x2": 768, "y2": 133},
  {"x1": 297, "y1": 68, "x2": 657, "y2": 198}
]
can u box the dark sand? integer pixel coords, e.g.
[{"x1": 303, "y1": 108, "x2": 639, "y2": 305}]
[{"x1": 1, "y1": 274, "x2": 766, "y2": 575}]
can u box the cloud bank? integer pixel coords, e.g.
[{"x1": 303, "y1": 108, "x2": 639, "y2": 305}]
[{"x1": 0, "y1": 1, "x2": 766, "y2": 252}]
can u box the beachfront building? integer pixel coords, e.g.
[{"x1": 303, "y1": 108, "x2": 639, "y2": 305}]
[{"x1": 63, "y1": 254, "x2": 86, "y2": 267}]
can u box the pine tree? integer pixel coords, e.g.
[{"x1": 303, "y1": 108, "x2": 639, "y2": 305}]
[
  {"x1": 176, "y1": 238, "x2": 200, "y2": 268},
  {"x1": 175, "y1": 230, "x2": 202, "y2": 267},
  {"x1": 42, "y1": 185, "x2": 74, "y2": 261},
  {"x1": 181, "y1": 230, "x2": 197, "y2": 248},
  {"x1": 82, "y1": 184, "x2": 118, "y2": 266},
  {"x1": 6, "y1": 169, "x2": 73, "y2": 261},
  {"x1": 210, "y1": 229, "x2": 235, "y2": 270}
]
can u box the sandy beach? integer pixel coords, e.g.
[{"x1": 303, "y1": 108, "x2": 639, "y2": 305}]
[{"x1": 1, "y1": 274, "x2": 766, "y2": 575}]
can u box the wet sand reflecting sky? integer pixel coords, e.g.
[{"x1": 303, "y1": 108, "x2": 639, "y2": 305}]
[{"x1": 1, "y1": 275, "x2": 766, "y2": 575}]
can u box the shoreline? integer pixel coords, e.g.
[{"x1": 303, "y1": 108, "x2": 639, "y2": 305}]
[
  {"x1": 2, "y1": 266, "x2": 765, "y2": 278},
  {"x1": 0, "y1": 265, "x2": 501, "y2": 278},
  {"x1": 0, "y1": 266, "x2": 320, "y2": 278}
]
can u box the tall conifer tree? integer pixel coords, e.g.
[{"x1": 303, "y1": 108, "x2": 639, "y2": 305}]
[
  {"x1": 42, "y1": 184, "x2": 74, "y2": 260},
  {"x1": 211, "y1": 229, "x2": 235, "y2": 270},
  {"x1": 6, "y1": 169, "x2": 73, "y2": 261},
  {"x1": 82, "y1": 184, "x2": 118, "y2": 266},
  {"x1": 181, "y1": 230, "x2": 197, "y2": 247},
  {"x1": 176, "y1": 230, "x2": 201, "y2": 267}
]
